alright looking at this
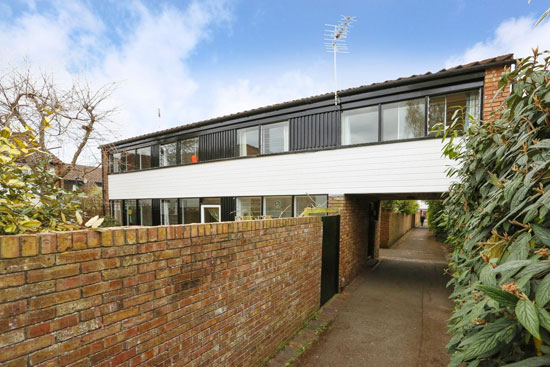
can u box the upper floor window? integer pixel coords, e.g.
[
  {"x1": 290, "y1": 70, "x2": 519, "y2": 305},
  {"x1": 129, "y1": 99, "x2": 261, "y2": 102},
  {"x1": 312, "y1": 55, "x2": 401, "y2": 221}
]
[
  {"x1": 160, "y1": 142, "x2": 177, "y2": 167},
  {"x1": 342, "y1": 106, "x2": 379, "y2": 145},
  {"x1": 428, "y1": 89, "x2": 481, "y2": 134},
  {"x1": 109, "y1": 152, "x2": 121, "y2": 173},
  {"x1": 180, "y1": 137, "x2": 198, "y2": 164},
  {"x1": 261, "y1": 121, "x2": 289, "y2": 154},
  {"x1": 122, "y1": 150, "x2": 136, "y2": 171},
  {"x1": 136, "y1": 147, "x2": 151, "y2": 169},
  {"x1": 237, "y1": 126, "x2": 260, "y2": 157},
  {"x1": 382, "y1": 98, "x2": 425, "y2": 141}
]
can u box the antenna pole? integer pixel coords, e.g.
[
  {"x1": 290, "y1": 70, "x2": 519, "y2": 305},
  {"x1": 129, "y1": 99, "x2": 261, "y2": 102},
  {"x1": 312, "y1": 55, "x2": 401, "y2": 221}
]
[
  {"x1": 325, "y1": 16, "x2": 355, "y2": 107},
  {"x1": 333, "y1": 25, "x2": 338, "y2": 106}
]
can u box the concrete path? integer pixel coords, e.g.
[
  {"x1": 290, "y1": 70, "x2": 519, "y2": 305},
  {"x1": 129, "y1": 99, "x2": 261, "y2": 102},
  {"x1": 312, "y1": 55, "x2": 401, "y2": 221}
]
[{"x1": 301, "y1": 228, "x2": 452, "y2": 367}]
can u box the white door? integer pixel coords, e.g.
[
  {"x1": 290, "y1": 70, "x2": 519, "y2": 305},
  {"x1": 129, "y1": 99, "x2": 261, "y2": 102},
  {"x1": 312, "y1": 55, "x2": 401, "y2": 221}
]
[{"x1": 201, "y1": 205, "x2": 221, "y2": 223}]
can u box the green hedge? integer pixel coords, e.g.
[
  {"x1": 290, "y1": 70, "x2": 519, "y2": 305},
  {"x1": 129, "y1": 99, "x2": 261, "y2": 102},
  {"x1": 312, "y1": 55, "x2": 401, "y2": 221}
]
[{"x1": 441, "y1": 50, "x2": 550, "y2": 366}]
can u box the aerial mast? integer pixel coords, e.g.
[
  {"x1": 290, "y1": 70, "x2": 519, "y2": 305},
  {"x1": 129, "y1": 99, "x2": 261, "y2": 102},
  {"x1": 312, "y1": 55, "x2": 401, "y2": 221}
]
[{"x1": 324, "y1": 16, "x2": 356, "y2": 106}]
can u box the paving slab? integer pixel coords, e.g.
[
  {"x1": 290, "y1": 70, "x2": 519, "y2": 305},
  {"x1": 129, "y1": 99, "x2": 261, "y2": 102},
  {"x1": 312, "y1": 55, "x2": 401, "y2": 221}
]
[{"x1": 300, "y1": 228, "x2": 452, "y2": 367}]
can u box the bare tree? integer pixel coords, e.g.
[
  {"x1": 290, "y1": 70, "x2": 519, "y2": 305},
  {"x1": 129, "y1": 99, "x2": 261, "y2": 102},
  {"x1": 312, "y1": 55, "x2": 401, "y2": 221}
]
[{"x1": 0, "y1": 67, "x2": 116, "y2": 178}]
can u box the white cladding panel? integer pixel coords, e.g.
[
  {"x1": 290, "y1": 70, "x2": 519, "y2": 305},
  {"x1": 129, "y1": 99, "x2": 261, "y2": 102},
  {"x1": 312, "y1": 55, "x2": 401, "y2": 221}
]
[{"x1": 108, "y1": 139, "x2": 457, "y2": 199}]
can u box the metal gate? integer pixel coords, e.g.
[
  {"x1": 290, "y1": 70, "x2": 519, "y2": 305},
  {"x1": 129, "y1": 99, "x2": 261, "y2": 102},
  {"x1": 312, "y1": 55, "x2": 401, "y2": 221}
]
[{"x1": 320, "y1": 215, "x2": 340, "y2": 306}]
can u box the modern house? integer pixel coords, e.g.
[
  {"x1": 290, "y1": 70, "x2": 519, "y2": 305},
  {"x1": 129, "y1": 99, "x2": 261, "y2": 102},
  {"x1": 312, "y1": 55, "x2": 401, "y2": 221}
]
[{"x1": 102, "y1": 54, "x2": 512, "y2": 224}]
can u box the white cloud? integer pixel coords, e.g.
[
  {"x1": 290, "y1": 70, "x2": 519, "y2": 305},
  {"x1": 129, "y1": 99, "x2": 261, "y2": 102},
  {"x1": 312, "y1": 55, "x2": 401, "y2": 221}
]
[{"x1": 446, "y1": 16, "x2": 550, "y2": 67}]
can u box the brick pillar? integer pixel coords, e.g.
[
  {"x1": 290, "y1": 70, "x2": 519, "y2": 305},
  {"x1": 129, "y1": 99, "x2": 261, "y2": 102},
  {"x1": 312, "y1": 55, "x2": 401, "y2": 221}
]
[
  {"x1": 101, "y1": 148, "x2": 109, "y2": 216},
  {"x1": 483, "y1": 65, "x2": 511, "y2": 121}
]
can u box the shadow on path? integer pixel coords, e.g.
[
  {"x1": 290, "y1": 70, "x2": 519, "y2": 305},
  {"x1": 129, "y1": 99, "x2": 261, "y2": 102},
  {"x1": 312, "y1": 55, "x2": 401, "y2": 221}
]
[{"x1": 301, "y1": 228, "x2": 452, "y2": 367}]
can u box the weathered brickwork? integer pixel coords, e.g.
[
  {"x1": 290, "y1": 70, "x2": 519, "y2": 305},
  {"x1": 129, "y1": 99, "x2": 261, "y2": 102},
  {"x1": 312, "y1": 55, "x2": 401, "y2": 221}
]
[
  {"x1": 328, "y1": 195, "x2": 376, "y2": 289},
  {"x1": 379, "y1": 211, "x2": 417, "y2": 248},
  {"x1": 0, "y1": 217, "x2": 322, "y2": 367},
  {"x1": 483, "y1": 65, "x2": 512, "y2": 121}
]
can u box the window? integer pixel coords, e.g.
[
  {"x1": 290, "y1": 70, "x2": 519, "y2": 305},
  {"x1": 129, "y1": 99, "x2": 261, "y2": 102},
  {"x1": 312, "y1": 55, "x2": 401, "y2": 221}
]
[
  {"x1": 261, "y1": 121, "x2": 289, "y2": 154},
  {"x1": 161, "y1": 199, "x2": 178, "y2": 225},
  {"x1": 382, "y1": 98, "x2": 425, "y2": 141},
  {"x1": 236, "y1": 197, "x2": 261, "y2": 218},
  {"x1": 124, "y1": 200, "x2": 138, "y2": 225},
  {"x1": 121, "y1": 150, "x2": 136, "y2": 171},
  {"x1": 181, "y1": 198, "x2": 200, "y2": 224},
  {"x1": 264, "y1": 196, "x2": 292, "y2": 218},
  {"x1": 294, "y1": 195, "x2": 328, "y2": 216},
  {"x1": 110, "y1": 152, "x2": 122, "y2": 173},
  {"x1": 110, "y1": 200, "x2": 123, "y2": 225},
  {"x1": 180, "y1": 138, "x2": 199, "y2": 164},
  {"x1": 201, "y1": 205, "x2": 220, "y2": 223},
  {"x1": 342, "y1": 106, "x2": 379, "y2": 145},
  {"x1": 428, "y1": 89, "x2": 481, "y2": 134},
  {"x1": 139, "y1": 199, "x2": 153, "y2": 226},
  {"x1": 237, "y1": 126, "x2": 260, "y2": 156},
  {"x1": 136, "y1": 147, "x2": 151, "y2": 169},
  {"x1": 159, "y1": 142, "x2": 177, "y2": 167}
]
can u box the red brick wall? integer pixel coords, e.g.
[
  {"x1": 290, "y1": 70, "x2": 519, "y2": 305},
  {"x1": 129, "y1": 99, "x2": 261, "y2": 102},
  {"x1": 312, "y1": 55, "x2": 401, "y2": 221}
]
[
  {"x1": 379, "y1": 211, "x2": 416, "y2": 248},
  {"x1": 0, "y1": 217, "x2": 322, "y2": 367},
  {"x1": 328, "y1": 195, "x2": 374, "y2": 289},
  {"x1": 483, "y1": 65, "x2": 511, "y2": 121}
]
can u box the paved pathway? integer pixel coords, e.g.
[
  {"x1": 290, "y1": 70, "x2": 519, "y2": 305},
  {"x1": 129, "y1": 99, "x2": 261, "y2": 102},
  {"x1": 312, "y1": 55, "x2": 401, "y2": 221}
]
[{"x1": 301, "y1": 228, "x2": 452, "y2": 367}]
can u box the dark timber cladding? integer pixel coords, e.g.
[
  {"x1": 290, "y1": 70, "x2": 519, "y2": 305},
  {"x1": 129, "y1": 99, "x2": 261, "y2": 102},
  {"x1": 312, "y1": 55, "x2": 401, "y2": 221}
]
[
  {"x1": 199, "y1": 129, "x2": 236, "y2": 161},
  {"x1": 290, "y1": 111, "x2": 340, "y2": 151}
]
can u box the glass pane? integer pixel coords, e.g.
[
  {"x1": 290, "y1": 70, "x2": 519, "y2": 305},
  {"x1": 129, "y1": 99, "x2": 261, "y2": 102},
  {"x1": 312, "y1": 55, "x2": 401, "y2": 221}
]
[
  {"x1": 428, "y1": 96, "x2": 446, "y2": 136},
  {"x1": 110, "y1": 200, "x2": 123, "y2": 225},
  {"x1": 110, "y1": 153, "x2": 121, "y2": 173},
  {"x1": 123, "y1": 150, "x2": 136, "y2": 171},
  {"x1": 137, "y1": 147, "x2": 151, "y2": 169},
  {"x1": 236, "y1": 197, "x2": 261, "y2": 218},
  {"x1": 125, "y1": 200, "x2": 138, "y2": 225},
  {"x1": 264, "y1": 196, "x2": 292, "y2": 218},
  {"x1": 160, "y1": 143, "x2": 177, "y2": 167},
  {"x1": 237, "y1": 127, "x2": 260, "y2": 156},
  {"x1": 342, "y1": 106, "x2": 378, "y2": 145},
  {"x1": 201, "y1": 197, "x2": 221, "y2": 205},
  {"x1": 139, "y1": 199, "x2": 153, "y2": 226},
  {"x1": 294, "y1": 195, "x2": 328, "y2": 216},
  {"x1": 181, "y1": 138, "x2": 199, "y2": 164},
  {"x1": 182, "y1": 198, "x2": 200, "y2": 224},
  {"x1": 382, "y1": 99, "x2": 425, "y2": 141},
  {"x1": 262, "y1": 121, "x2": 289, "y2": 154},
  {"x1": 161, "y1": 199, "x2": 178, "y2": 225},
  {"x1": 203, "y1": 206, "x2": 220, "y2": 223}
]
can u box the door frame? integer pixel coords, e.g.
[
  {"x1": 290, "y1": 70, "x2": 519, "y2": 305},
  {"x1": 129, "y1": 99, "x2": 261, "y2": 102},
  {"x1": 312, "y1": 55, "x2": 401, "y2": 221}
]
[{"x1": 201, "y1": 204, "x2": 221, "y2": 223}]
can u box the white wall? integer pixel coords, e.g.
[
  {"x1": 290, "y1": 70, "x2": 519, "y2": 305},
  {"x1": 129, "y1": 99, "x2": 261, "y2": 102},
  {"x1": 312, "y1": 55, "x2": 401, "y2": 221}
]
[{"x1": 108, "y1": 139, "x2": 458, "y2": 199}]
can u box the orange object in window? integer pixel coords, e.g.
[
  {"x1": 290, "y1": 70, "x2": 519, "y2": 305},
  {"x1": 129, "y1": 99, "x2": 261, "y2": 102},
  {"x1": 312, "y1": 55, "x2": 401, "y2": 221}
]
[{"x1": 192, "y1": 155, "x2": 198, "y2": 163}]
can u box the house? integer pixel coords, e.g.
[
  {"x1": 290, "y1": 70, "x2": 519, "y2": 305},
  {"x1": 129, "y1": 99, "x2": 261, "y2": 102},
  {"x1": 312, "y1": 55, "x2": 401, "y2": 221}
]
[
  {"x1": 58, "y1": 164, "x2": 102, "y2": 192},
  {"x1": 101, "y1": 54, "x2": 514, "y2": 230}
]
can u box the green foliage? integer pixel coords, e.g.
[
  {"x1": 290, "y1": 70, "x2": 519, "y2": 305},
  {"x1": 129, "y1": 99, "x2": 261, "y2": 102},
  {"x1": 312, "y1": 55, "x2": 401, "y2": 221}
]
[
  {"x1": 381, "y1": 200, "x2": 419, "y2": 215},
  {"x1": 441, "y1": 50, "x2": 550, "y2": 366},
  {"x1": 427, "y1": 199, "x2": 447, "y2": 240},
  {"x1": 0, "y1": 127, "x2": 83, "y2": 234}
]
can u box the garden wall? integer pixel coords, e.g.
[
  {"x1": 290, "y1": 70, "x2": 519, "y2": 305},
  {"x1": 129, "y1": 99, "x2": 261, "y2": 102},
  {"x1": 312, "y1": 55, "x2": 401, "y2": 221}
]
[
  {"x1": 379, "y1": 211, "x2": 417, "y2": 248},
  {"x1": 0, "y1": 217, "x2": 322, "y2": 367}
]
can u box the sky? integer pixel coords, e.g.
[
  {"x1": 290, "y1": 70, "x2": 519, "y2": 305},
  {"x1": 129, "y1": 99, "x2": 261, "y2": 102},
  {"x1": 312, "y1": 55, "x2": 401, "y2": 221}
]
[{"x1": 1, "y1": 0, "x2": 549, "y2": 163}]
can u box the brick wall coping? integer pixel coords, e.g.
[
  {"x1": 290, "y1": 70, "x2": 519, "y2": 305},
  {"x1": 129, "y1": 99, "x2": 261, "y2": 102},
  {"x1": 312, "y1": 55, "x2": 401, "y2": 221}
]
[{"x1": 0, "y1": 217, "x2": 322, "y2": 259}]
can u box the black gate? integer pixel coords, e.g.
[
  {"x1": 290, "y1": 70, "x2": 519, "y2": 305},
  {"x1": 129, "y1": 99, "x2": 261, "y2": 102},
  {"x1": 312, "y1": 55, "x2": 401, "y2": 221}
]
[{"x1": 320, "y1": 215, "x2": 340, "y2": 306}]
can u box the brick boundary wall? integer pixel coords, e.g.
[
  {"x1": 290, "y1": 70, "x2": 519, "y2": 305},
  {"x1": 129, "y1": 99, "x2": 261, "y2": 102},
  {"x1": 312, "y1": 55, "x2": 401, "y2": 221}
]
[
  {"x1": 0, "y1": 217, "x2": 322, "y2": 367},
  {"x1": 379, "y1": 211, "x2": 416, "y2": 248}
]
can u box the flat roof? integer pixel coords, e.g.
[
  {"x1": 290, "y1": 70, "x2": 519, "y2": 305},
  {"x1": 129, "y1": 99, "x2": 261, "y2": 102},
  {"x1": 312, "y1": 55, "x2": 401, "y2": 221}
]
[{"x1": 103, "y1": 53, "x2": 514, "y2": 148}]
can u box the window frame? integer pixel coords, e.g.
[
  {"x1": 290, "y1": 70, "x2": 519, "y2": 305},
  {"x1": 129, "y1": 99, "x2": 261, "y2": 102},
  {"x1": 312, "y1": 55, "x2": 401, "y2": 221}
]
[
  {"x1": 261, "y1": 121, "x2": 289, "y2": 155},
  {"x1": 180, "y1": 137, "x2": 199, "y2": 165},
  {"x1": 159, "y1": 142, "x2": 177, "y2": 167}
]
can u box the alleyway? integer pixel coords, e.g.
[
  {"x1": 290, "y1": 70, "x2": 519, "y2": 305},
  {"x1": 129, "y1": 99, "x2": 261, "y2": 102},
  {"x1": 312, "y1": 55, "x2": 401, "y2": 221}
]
[{"x1": 301, "y1": 228, "x2": 452, "y2": 367}]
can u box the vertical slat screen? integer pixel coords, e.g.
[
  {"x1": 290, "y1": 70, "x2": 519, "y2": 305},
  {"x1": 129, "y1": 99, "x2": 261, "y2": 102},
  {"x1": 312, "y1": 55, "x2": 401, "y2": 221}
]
[{"x1": 290, "y1": 111, "x2": 339, "y2": 151}]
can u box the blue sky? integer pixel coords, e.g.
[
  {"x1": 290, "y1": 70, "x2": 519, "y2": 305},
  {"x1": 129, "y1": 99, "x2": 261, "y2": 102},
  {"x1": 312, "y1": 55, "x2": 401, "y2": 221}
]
[{"x1": 1, "y1": 0, "x2": 549, "y2": 162}]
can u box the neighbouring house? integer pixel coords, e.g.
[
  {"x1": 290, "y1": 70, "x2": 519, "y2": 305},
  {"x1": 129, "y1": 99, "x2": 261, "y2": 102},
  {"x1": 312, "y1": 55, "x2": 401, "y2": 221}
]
[
  {"x1": 57, "y1": 163, "x2": 103, "y2": 192},
  {"x1": 101, "y1": 54, "x2": 514, "y2": 287}
]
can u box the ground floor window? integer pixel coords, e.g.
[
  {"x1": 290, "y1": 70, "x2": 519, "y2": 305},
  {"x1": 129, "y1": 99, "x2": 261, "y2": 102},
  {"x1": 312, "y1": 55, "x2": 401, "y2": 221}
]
[
  {"x1": 264, "y1": 196, "x2": 292, "y2": 218},
  {"x1": 139, "y1": 199, "x2": 153, "y2": 226},
  {"x1": 236, "y1": 197, "x2": 262, "y2": 218},
  {"x1": 181, "y1": 198, "x2": 200, "y2": 224},
  {"x1": 124, "y1": 200, "x2": 138, "y2": 225},
  {"x1": 161, "y1": 199, "x2": 178, "y2": 225},
  {"x1": 110, "y1": 200, "x2": 123, "y2": 225},
  {"x1": 294, "y1": 195, "x2": 328, "y2": 216}
]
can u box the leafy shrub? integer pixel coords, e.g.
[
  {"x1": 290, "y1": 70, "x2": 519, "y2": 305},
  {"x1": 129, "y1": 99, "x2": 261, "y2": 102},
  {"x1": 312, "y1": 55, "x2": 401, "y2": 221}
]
[
  {"x1": 0, "y1": 127, "x2": 83, "y2": 234},
  {"x1": 441, "y1": 50, "x2": 550, "y2": 366},
  {"x1": 427, "y1": 200, "x2": 447, "y2": 240},
  {"x1": 382, "y1": 200, "x2": 419, "y2": 215}
]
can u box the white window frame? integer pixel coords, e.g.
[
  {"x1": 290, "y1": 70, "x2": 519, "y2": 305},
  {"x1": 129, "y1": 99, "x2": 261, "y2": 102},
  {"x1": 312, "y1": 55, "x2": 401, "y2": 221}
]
[{"x1": 201, "y1": 205, "x2": 221, "y2": 223}]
